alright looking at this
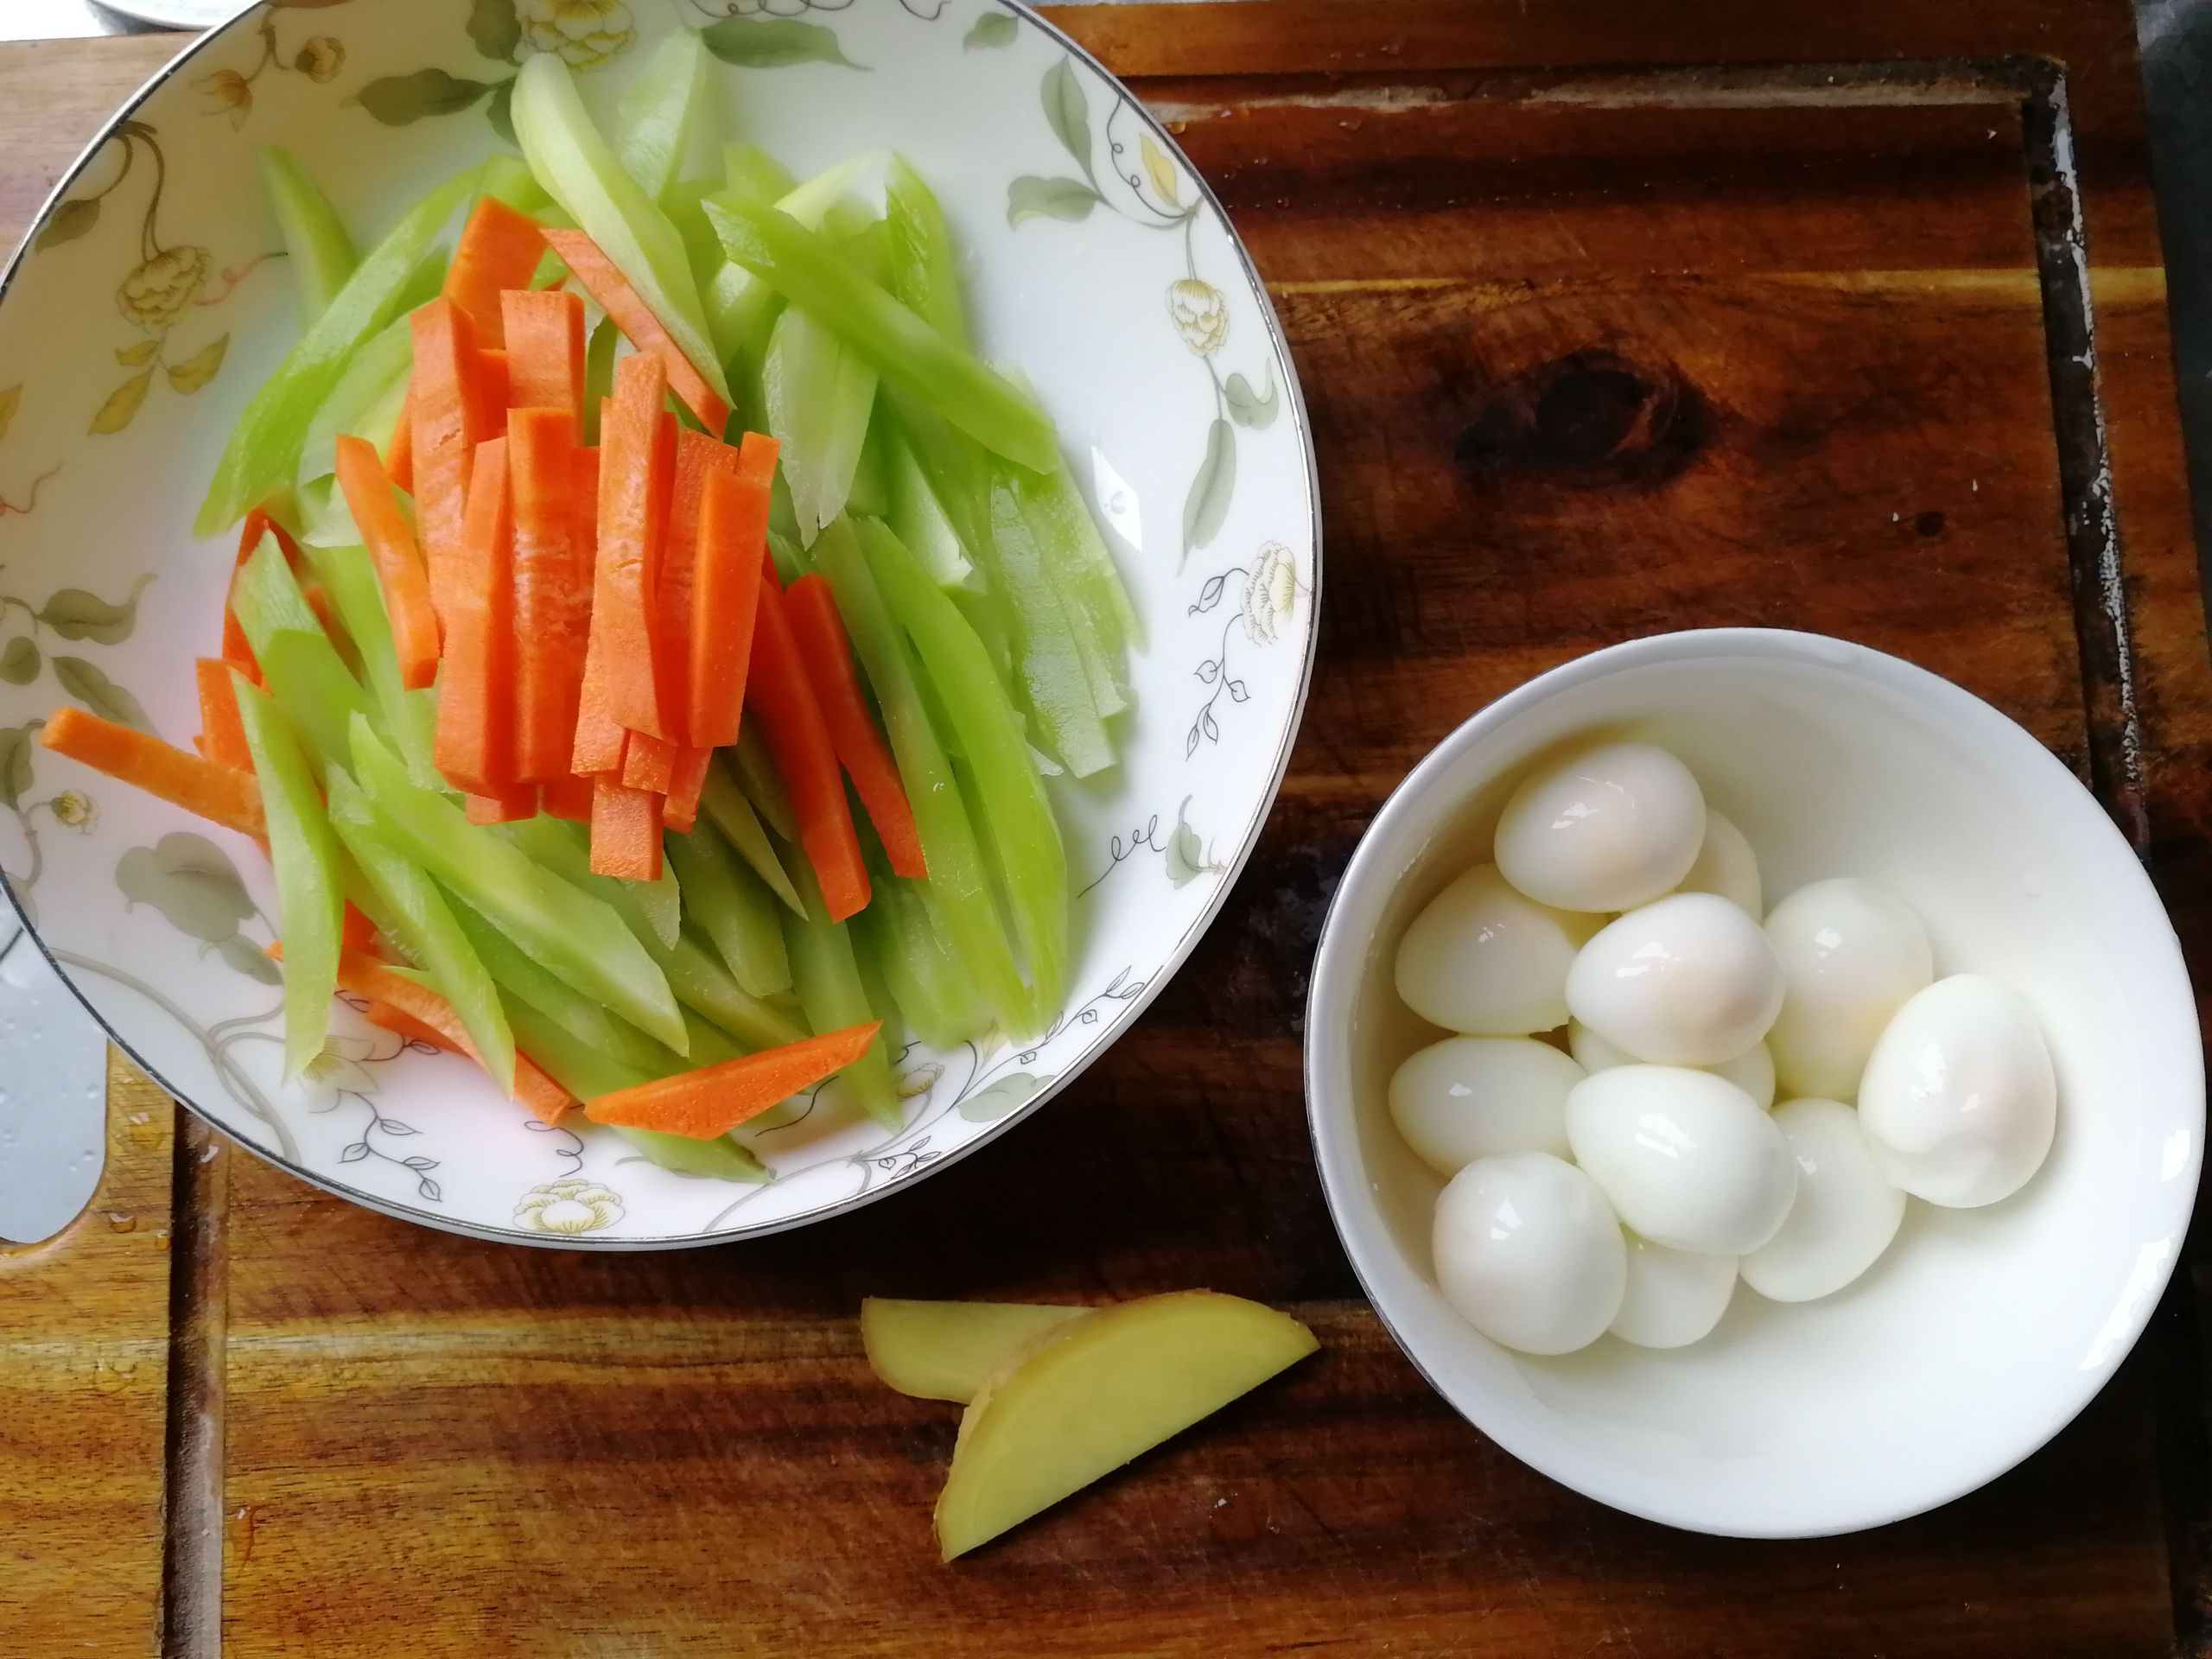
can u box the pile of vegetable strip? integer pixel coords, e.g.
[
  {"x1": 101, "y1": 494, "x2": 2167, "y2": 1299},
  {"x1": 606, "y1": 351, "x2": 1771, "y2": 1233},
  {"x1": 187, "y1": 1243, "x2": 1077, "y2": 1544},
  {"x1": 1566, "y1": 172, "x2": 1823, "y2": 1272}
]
[{"x1": 41, "y1": 41, "x2": 1138, "y2": 1179}]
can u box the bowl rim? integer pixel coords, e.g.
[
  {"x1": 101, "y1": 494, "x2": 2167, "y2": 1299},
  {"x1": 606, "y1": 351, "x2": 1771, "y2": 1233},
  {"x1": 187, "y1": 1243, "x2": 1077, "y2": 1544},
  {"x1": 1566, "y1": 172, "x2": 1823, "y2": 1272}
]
[
  {"x1": 0, "y1": 0, "x2": 1325, "y2": 1250},
  {"x1": 1303, "y1": 625, "x2": 2204, "y2": 1535}
]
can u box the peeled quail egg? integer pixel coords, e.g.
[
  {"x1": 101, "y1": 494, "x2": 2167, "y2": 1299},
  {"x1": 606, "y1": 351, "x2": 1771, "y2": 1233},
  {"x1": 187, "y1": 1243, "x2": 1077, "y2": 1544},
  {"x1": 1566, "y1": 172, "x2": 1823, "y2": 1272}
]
[
  {"x1": 1395, "y1": 863, "x2": 1602, "y2": 1035},
  {"x1": 1493, "y1": 741, "x2": 1706, "y2": 913},
  {"x1": 1670, "y1": 808, "x2": 1762, "y2": 918},
  {"x1": 1855, "y1": 976, "x2": 2056, "y2": 1207},
  {"x1": 1432, "y1": 1153, "x2": 1627, "y2": 1356},
  {"x1": 1608, "y1": 1236, "x2": 1738, "y2": 1349},
  {"x1": 1571, "y1": 1021, "x2": 1777, "y2": 1109},
  {"x1": 1565, "y1": 893, "x2": 1784, "y2": 1066},
  {"x1": 1764, "y1": 878, "x2": 1934, "y2": 1098},
  {"x1": 1565, "y1": 1065, "x2": 1797, "y2": 1255},
  {"x1": 1389, "y1": 1037, "x2": 1581, "y2": 1174},
  {"x1": 1739, "y1": 1097, "x2": 1906, "y2": 1301}
]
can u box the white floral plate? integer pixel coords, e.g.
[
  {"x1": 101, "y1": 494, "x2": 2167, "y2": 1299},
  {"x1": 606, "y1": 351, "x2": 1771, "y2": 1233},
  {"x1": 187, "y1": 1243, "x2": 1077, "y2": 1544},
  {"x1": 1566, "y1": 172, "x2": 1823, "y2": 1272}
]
[{"x1": 0, "y1": 0, "x2": 1317, "y2": 1245}]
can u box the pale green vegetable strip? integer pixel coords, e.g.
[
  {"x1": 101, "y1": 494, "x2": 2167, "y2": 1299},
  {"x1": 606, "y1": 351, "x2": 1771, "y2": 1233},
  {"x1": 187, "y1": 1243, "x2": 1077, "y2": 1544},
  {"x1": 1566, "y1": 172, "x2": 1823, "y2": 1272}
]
[
  {"x1": 302, "y1": 542, "x2": 437, "y2": 787},
  {"x1": 858, "y1": 879, "x2": 980, "y2": 1050},
  {"x1": 1001, "y1": 418, "x2": 1143, "y2": 654},
  {"x1": 764, "y1": 302, "x2": 877, "y2": 545},
  {"x1": 197, "y1": 167, "x2": 476, "y2": 537},
  {"x1": 883, "y1": 423, "x2": 972, "y2": 589},
  {"x1": 348, "y1": 717, "x2": 687, "y2": 1051},
  {"x1": 860, "y1": 517, "x2": 1069, "y2": 1008},
  {"x1": 501, "y1": 816, "x2": 681, "y2": 949},
  {"x1": 664, "y1": 821, "x2": 791, "y2": 999},
  {"x1": 613, "y1": 29, "x2": 713, "y2": 204},
  {"x1": 258, "y1": 145, "x2": 357, "y2": 324},
  {"x1": 785, "y1": 863, "x2": 900, "y2": 1128},
  {"x1": 978, "y1": 475, "x2": 1116, "y2": 772},
  {"x1": 233, "y1": 677, "x2": 340, "y2": 1078},
  {"x1": 613, "y1": 1125, "x2": 772, "y2": 1182},
  {"x1": 729, "y1": 726, "x2": 799, "y2": 842},
  {"x1": 325, "y1": 768, "x2": 514, "y2": 1094},
  {"x1": 510, "y1": 53, "x2": 729, "y2": 407},
  {"x1": 296, "y1": 310, "x2": 411, "y2": 491},
  {"x1": 723, "y1": 142, "x2": 796, "y2": 203},
  {"x1": 884, "y1": 153, "x2": 969, "y2": 352},
  {"x1": 814, "y1": 518, "x2": 1034, "y2": 1029},
  {"x1": 706, "y1": 193, "x2": 1056, "y2": 474},
  {"x1": 480, "y1": 152, "x2": 554, "y2": 216},
  {"x1": 448, "y1": 895, "x2": 678, "y2": 1075},
  {"x1": 699, "y1": 760, "x2": 803, "y2": 916},
  {"x1": 230, "y1": 534, "x2": 374, "y2": 779}
]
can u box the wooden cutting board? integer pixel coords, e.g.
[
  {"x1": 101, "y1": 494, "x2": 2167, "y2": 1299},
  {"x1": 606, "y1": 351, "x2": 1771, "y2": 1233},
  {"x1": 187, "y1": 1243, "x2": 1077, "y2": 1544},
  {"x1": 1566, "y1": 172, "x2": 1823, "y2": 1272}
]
[{"x1": 3, "y1": 3, "x2": 2210, "y2": 1654}]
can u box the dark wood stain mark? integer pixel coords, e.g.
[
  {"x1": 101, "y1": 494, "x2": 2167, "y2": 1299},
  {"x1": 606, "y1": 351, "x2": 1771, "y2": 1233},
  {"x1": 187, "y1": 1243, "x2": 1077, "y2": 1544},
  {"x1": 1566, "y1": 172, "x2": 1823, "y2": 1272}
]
[
  {"x1": 161, "y1": 1109, "x2": 227, "y2": 1659},
  {"x1": 1454, "y1": 347, "x2": 1706, "y2": 492}
]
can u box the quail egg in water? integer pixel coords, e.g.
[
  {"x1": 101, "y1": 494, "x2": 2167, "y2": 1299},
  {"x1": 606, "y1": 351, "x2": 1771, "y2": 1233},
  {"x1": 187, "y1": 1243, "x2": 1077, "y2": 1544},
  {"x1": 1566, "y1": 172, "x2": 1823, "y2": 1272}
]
[
  {"x1": 1740, "y1": 1097, "x2": 1906, "y2": 1302},
  {"x1": 1565, "y1": 893, "x2": 1785, "y2": 1067},
  {"x1": 1395, "y1": 864, "x2": 1602, "y2": 1035},
  {"x1": 1432, "y1": 1153, "x2": 1628, "y2": 1356},
  {"x1": 1570, "y1": 1020, "x2": 1777, "y2": 1109},
  {"x1": 1856, "y1": 976, "x2": 2057, "y2": 1208},
  {"x1": 1493, "y1": 741, "x2": 1706, "y2": 913},
  {"x1": 1764, "y1": 878, "x2": 1934, "y2": 1098},
  {"x1": 1565, "y1": 1065, "x2": 1797, "y2": 1255},
  {"x1": 1670, "y1": 808, "x2": 1763, "y2": 918},
  {"x1": 1389, "y1": 1037, "x2": 1581, "y2": 1175},
  {"x1": 1609, "y1": 1236, "x2": 1738, "y2": 1349}
]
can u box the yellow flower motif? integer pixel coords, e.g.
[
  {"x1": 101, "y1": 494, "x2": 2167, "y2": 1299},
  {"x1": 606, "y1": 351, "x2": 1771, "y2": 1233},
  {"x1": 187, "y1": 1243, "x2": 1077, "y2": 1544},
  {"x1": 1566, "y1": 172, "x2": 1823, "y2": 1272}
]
[
  {"x1": 195, "y1": 67, "x2": 253, "y2": 129},
  {"x1": 301, "y1": 1033, "x2": 380, "y2": 1108},
  {"x1": 896, "y1": 1061, "x2": 944, "y2": 1100},
  {"x1": 518, "y1": 0, "x2": 636, "y2": 68},
  {"x1": 1167, "y1": 278, "x2": 1228, "y2": 357},
  {"x1": 50, "y1": 790, "x2": 97, "y2": 834},
  {"x1": 117, "y1": 245, "x2": 211, "y2": 332},
  {"x1": 1241, "y1": 541, "x2": 1300, "y2": 646},
  {"x1": 295, "y1": 36, "x2": 345, "y2": 84},
  {"x1": 516, "y1": 1178, "x2": 625, "y2": 1234}
]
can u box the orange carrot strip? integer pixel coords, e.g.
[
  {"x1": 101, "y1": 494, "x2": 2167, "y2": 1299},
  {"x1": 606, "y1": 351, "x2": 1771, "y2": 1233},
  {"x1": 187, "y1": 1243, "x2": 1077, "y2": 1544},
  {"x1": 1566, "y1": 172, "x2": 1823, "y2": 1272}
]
[
  {"x1": 360, "y1": 999, "x2": 454, "y2": 1052},
  {"x1": 334, "y1": 435, "x2": 441, "y2": 687},
  {"x1": 41, "y1": 708, "x2": 264, "y2": 841},
  {"x1": 658, "y1": 429, "x2": 742, "y2": 743},
  {"x1": 540, "y1": 226, "x2": 730, "y2": 433},
  {"x1": 465, "y1": 786, "x2": 537, "y2": 825},
  {"x1": 590, "y1": 775, "x2": 664, "y2": 881},
  {"x1": 442, "y1": 195, "x2": 546, "y2": 347},
  {"x1": 410, "y1": 299, "x2": 486, "y2": 632},
  {"x1": 663, "y1": 747, "x2": 710, "y2": 833},
  {"x1": 749, "y1": 578, "x2": 869, "y2": 919},
  {"x1": 567, "y1": 440, "x2": 627, "y2": 775},
  {"x1": 501, "y1": 288, "x2": 587, "y2": 420},
  {"x1": 784, "y1": 574, "x2": 927, "y2": 880},
  {"x1": 194, "y1": 658, "x2": 251, "y2": 772},
  {"x1": 541, "y1": 773, "x2": 594, "y2": 823},
  {"x1": 690, "y1": 435, "x2": 776, "y2": 749},
  {"x1": 585, "y1": 1021, "x2": 882, "y2": 1138},
  {"x1": 584, "y1": 357, "x2": 676, "y2": 741},
  {"x1": 508, "y1": 408, "x2": 591, "y2": 781},
  {"x1": 341, "y1": 904, "x2": 378, "y2": 955},
  {"x1": 386, "y1": 385, "x2": 415, "y2": 493},
  {"x1": 621, "y1": 730, "x2": 677, "y2": 794},
  {"x1": 474, "y1": 347, "x2": 511, "y2": 446},
  {"x1": 434, "y1": 435, "x2": 516, "y2": 795},
  {"x1": 336, "y1": 951, "x2": 574, "y2": 1124}
]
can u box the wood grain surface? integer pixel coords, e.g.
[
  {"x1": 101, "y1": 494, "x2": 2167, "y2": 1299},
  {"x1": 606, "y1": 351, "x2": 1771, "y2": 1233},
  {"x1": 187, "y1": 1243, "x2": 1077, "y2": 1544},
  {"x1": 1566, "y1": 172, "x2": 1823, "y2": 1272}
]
[{"x1": 3, "y1": 3, "x2": 2209, "y2": 1655}]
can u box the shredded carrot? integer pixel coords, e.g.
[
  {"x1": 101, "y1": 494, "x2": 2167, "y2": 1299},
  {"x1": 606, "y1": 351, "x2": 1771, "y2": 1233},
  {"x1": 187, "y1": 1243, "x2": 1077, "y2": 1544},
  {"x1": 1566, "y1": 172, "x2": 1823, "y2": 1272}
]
[
  {"x1": 657, "y1": 429, "x2": 742, "y2": 743},
  {"x1": 465, "y1": 786, "x2": 537, "y2": 825},
  {"x1": 541, "y1": 773, "x2": 594, "y2": 823},
  {"x1": 539, "y1": 226, "x2": 730, "y2": 434},
  {"x1": 336, "y1": 951, "x2": 574, "y2": 1124},
  {"x1": 589, "y1": 775, "x2": 664, "y2": 881},
  {"x1": 585, "y1": 1021, "x2": 882, "y2": 1138},
  {"x1": 568, "y1": 439, "x2": 627, "y2": 776},
  {"x1": 621, "y1": 730, "x2": 678, "y2": 794},
  {"x1": 501, "y1": 287, "x2": 587, "y2": 421},
  {"x1": 409, "y1": 299, "x2": 486, "y2": 632},
  {"x1": 581, "y1": 357, "x2": 676, "y2": 744},
  {"x1": 359, "y1": 998, "x2": 454, "y2": 1052},
  {"x1": 194, "y1": 658, "x2": 251, "y2": 772},
  {"x1": 222, "y1": 510, "x2": 303, "y2": 688},
  {"x1": 474, "y1": 347, "x2": 511, "y2": 447},
  {"x1": 784, "y1": 575, "x2": 927, "y2": 880},
  {"x1": 663, "y1": 747, "x2": 710, "y2": 833},
  {"x1": 690, "y1": 435, "x2": 777, "y2": 749},
  {"x1": 385, "y1": 385, "x2": 415, "y2": 493},
  {"x1": 749, "y1": 577, "x2": 869, "y2": 920},
  {"x1": 333, "y1": 435, "x2": 441, "y2": 688},
  {"x1": 41, "y1": 708, "x2": 264, "y2": 841},
  {"x1": 341, "y1": 904, "x2": 378, "y2": 955},
  {"x1": 442, "y1": 195, "x2": 547, "y2": 347},
  {"x1": 433, "y1": 435, "x2": 516, "y2": 796},
  {"x1": 508, "y1": 408, "x2": 591, "y2": 781}
]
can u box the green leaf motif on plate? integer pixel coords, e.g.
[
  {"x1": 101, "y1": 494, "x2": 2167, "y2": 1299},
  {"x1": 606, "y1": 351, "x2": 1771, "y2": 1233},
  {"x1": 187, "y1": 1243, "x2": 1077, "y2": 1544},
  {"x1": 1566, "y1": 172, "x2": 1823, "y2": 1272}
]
[
  {"x1": 354, "y1": 69, "x2": 497, "y2": 125},
  {"x1": 486, "y1": 77, "x2": 518, "y2": 143},
  {"x1": 0, "y1": 639, "x2": 38, "y2": 685},
  {"x1": 1183, "y1": 416, "x2": 1235, "y2": 557},
  {"x1": 965, "y1": 11, "x2": 1017, "y2": 48},
  {"x1": 89, "y1": 372, "x2": 151, "y2": 436},
  {"x1": 0, "y1": 385, "x2": 17, "y2": 442},
  {"x1": 116, "y1": 340, "x2": 158, "y2": 368},
  {"x1": 1007, "y1": 176, "x2": 1098, "y2": 227},
  {"x1": 959, "y1": 1071, "x2": 1052, "y2": 1122},
  {"x1": 213, "y1": 931, "x2": 283, "y2": 984},
  {"x1": 1041, "y1": 59, "x2": 1090, "y2": 171},
  {"x1": 118, "y1": 832, "x2": 256, "y2": 944},
  {"x1": 53, "y1": 656, "x2": 151, "y2": 733},
  {"x1": 1165, "y1": 797, "x2": 1211, "y2": 887},
  {"x1": 467, "y1": 0, "x2": 522, "y2": 62},
  {"x1": 702, "y1": 18, "x2": 861, "y2": 70},
  {"x1": 40, "y1": 575, "x2": 154, "y2": 645},
  {"x1": 167, "y1": 336, "x2": 227, "y2": 395},
  {"x1": 1225, "y1": 370, "x2": 1278, "y2": 429},
  {"x1": 0, "y1": 723, "x2": 37, "y2": 809},
  {"x1": 35, "y1": 198, "x2": 99, "y2": 254}
]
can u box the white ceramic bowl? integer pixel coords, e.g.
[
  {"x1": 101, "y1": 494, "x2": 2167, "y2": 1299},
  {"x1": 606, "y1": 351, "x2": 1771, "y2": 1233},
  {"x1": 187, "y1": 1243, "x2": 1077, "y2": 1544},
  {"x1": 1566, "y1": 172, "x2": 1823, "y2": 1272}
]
[{"x1": 1306, "y1": 628, "x2": 2202, "y2": 1537}]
